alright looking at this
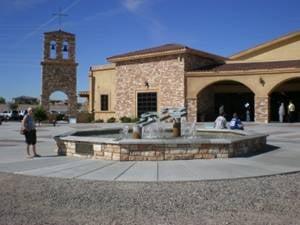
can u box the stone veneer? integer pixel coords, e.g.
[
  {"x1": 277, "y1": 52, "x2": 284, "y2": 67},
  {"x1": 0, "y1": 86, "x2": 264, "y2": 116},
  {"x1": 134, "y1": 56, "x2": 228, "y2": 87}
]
[
  {"x1": 184, "y1": 54, "x2": 219, "y2": 71},
  {"x1": 114, "y1": 53, "x2": 221, "y2": 120},
  {"x1": 255, "y1": 96, "x2": 269, "y2": 123},
  {"x1": 55, "y1": 129, "x2": 267, "y2": 161},
  {"x1": 186, "y1": 98, "x2": 197, "y2": 122},
  {"x1": 114, "y1": 55, "x2": 185, "y2": 118}
]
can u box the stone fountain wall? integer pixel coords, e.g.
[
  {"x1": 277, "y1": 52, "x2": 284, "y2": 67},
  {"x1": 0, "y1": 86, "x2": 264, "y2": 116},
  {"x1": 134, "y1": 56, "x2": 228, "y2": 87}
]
[{"x1": 56, "y1": 135, "x2": 267, "y2": 161}]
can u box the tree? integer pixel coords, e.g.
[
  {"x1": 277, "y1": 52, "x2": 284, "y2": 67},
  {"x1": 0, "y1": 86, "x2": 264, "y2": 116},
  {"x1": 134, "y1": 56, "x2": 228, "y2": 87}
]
[
  {"x1": 9, "y1": 102, "x2": 18, "y2": 110},
  {"x1": 0, "y1": 97, "x2": 5, "y2": 104},
  {"x1": 33, "y1": 106, "x2": 48, "y2": 125}
]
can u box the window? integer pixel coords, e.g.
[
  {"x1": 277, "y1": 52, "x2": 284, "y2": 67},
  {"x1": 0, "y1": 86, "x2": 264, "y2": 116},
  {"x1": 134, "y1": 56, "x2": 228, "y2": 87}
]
[
  {"x1": 62, "y1": 40, "x2": 69, "y2": 59},
  {"x1": 100, "y1": 95, "x2": 109, "y2": 111},
  {"x1": 50, "y1": 40, "x2": 56, "y2": 59},
  {"x1": 137, "y1": 92, "x2": 157, "y2": 117}
]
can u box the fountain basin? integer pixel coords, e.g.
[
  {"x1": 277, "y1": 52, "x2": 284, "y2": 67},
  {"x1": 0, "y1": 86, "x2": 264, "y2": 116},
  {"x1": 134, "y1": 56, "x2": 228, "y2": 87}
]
[{"x1": 54, "y1": 128, "x2": 268, "y2": 161}]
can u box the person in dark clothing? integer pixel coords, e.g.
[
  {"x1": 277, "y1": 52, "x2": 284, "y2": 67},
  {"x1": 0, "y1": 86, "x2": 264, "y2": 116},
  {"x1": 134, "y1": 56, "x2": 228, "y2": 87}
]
[
  {"x1": 229, "y1": 113, "x2": 244, "y2": 130},
  {"x1": 21, "y1": 107, "x2": 40, "y2": 158}
]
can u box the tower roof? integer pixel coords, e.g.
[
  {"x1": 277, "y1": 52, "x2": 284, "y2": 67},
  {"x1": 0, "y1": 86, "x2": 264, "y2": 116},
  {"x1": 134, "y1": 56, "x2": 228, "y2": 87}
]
[{"x1": 44, "y1": 30, "x2": 75, "y2": 36}]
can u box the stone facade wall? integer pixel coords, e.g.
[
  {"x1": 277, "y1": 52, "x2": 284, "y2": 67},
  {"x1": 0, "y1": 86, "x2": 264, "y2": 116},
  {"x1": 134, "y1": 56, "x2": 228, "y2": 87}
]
[
  {"x1": 184, "y1": 54, "x2": 220, "y2": 71},
  {"x1": 41, "y1": 63, "x2": 77, "y2": 115},
  {"x1": 57, "y1": 136, "x2": 267, "y2": 161},
  {"x1": 186, "y1": 98, "x2": 197, "y2": 122},
  {"x1": 255, "y1": 96, "x2": 269, "y2": 123},
  {"x1": 197, "y1": 87, "x2": 215, "y2": 121},
  {"x1": 115, "y1": 55, "x2": 185, "y2": 118}
]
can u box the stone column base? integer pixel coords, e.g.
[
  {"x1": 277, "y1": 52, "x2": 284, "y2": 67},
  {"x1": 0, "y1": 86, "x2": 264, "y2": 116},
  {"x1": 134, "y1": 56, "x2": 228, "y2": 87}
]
[
  {"x1": 187, "y1": 98, "x2": 197, "y2": 122},
  {"x1": 255, "y1": 96, "x2": 269, "y2": 123}
]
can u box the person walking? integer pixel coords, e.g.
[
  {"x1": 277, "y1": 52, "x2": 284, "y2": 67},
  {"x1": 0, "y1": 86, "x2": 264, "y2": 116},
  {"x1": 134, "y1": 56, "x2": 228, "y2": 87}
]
[
  {"x1": 288, "y1": 101, "x2": 295, "y2": 122},
  {"x1": 278, "y1": 102, "x2": 285, "y2": 123},
  {"x1": 21, "y1": 107, "x2": 40, "y2": 158},
  {"x1": 214, "y1": 112, "x2": 227, "y2": 129}
]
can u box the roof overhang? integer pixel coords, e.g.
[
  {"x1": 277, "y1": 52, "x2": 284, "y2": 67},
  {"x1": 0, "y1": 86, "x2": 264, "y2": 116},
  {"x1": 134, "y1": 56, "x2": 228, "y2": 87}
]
[{"x1": 107, "y1": 46, "x2": 227, "y2": 63}]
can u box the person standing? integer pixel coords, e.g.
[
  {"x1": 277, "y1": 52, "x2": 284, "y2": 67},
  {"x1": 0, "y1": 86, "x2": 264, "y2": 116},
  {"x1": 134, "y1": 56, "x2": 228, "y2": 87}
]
[
  {"x1": 244, "y1": 102, "x2": 251, "y2": 122},
  {"x1": 214, "y1": 112, "x2": 227, "y2": 129},
  {"x1": 278, "y1": 102, "x2": 285, "y2": 123},
  {"x1": 288, "y1": 101, "x2": 295, "y2": 122},
  {"x1": 218, "y1": 105, "x2": 224, "y2": 115},
  {"x1": 21, "y1": 107, "x2": 40, "y2": 158}
]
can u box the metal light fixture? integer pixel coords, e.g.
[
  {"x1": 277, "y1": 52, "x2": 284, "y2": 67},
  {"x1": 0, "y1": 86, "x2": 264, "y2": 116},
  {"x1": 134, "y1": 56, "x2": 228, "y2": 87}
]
[
  {"x1": 259, "y1": 77, "x2": 265, "y2": 86},
  {"x1": 144, "y1": 81, "x2": 149, "y2": 88}
]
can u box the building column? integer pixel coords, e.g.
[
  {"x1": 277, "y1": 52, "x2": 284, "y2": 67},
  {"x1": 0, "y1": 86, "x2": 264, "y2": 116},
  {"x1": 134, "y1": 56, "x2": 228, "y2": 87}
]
[
  {"x1": 88, "y1": 71, "x2": 94, "y2": 113},
  {"x1": 186, "y1": 98, "x2": 197, "y2": 122},
  {"x1": 255, "y1": 96, "x2": 269, "y2": 123},
  {"x1": 69, "y1": 94, "x2": 77, "y2": 117},
  {"x1": 41, "y1": 94, "x2": 49, "y2": 112}
]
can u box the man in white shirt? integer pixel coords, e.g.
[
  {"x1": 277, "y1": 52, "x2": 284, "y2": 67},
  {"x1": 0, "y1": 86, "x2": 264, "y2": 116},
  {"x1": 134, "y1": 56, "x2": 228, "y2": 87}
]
[{"x1": 288, "y1": 101, "x2": 295, "y2": 122}]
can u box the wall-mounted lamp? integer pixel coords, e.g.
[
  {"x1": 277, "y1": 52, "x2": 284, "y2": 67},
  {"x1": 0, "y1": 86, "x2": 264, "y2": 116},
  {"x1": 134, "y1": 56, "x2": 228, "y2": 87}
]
[
  {"x1": 259, "y1": 77, "x2": 265, "y2": 87},
  {"x1": 144, "y1": 81, "x2": 149, "y2": 88}
]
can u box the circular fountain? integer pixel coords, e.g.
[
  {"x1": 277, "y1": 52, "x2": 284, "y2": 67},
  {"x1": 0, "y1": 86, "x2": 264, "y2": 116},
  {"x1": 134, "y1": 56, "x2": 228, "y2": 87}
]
[{"x1": 54, "y1": 108, "x2": 267, "y2": 161}]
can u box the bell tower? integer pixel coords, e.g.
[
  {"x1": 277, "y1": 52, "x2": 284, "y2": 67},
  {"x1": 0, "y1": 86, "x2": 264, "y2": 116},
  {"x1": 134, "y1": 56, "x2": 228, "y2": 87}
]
[{"x1": 41, "y1": 30, "x2": 78, "y2": 116}]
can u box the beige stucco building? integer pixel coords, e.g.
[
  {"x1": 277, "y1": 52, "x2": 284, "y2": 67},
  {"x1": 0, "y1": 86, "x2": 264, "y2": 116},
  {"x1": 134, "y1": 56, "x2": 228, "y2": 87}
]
[{"x1": 87, "y1": 31, "x2": 300, "y2": 123}]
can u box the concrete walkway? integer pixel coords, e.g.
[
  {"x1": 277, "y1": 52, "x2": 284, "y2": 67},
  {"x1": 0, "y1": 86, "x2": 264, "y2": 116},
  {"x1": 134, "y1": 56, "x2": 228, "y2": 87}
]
[{"x1": 0, "y1": 122, "x2": 299, "y2": 181}]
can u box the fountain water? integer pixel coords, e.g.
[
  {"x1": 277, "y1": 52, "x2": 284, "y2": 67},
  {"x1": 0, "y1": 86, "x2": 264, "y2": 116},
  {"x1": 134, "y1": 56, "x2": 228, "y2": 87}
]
[{"x1": 133, "y1": 107, "x2": 187, "y2": 139}]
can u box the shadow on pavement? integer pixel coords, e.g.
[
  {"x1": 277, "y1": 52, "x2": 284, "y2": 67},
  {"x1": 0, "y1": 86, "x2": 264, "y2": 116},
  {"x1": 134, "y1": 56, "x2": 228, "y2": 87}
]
[{"x1": 244, "y1": 144, "x2": 280, "y2": 158}]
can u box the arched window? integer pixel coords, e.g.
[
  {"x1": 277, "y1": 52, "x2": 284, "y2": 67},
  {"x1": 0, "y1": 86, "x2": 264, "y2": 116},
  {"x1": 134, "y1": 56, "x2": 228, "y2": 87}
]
[
  {"x1": 50, "y1": 40, "x2": 57, "y2": 59},
  {"x1": 62, "y1": 40, "x2": 69, "y2": 59}
]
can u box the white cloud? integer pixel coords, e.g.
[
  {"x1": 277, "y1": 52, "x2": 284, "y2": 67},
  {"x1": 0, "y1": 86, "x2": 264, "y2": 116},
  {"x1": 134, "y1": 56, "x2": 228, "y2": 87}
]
[{"x1": 122, "y1": 0, "x2": 145, "y2": 12}]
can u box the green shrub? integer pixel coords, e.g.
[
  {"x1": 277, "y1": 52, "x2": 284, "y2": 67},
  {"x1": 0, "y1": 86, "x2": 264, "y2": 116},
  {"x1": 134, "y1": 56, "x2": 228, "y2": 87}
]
[
  {"x1": 0, "y1": 96, "x2": 5, "y2": 104},
  {"x1": 94, "y1": 119, "x2": 104, "y2": 123},
  {"x1": 76, "y1": 112, "x2": 93, "y2": 123},
  {"x1": 131, "y1": 117, "x2": 139, "y2": 123},
  {"x1": 120, "y1": 116, "x2": 132, "y2": 123},
  {"x1": 33, "y1": 106, "x2": 48, "y2": 124},
  {"x1": 107, "y1": 117, "x2": 116, "y2": 123},
  {"x1": 9, "y1": 103, "x2": 18, "y2": 111},
  {"x1": 56, "y1": 114, "x2": 65, "y2": 121}
]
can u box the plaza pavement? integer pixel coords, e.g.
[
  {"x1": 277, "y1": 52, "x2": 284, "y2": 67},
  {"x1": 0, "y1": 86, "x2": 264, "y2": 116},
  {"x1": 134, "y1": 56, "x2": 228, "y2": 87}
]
[{"x1": 0, "y1": 121, "x2": 299, "y2": 182}]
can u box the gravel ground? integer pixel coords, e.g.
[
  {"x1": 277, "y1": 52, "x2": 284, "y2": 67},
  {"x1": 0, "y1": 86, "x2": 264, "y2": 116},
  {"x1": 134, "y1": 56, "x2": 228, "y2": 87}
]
[{"x1": 0, "y1": 172, "x2": 299, "y2": 225}]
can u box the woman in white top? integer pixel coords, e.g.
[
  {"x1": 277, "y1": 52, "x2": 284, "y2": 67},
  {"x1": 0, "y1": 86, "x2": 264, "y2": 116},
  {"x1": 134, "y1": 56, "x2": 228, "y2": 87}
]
[{"x1": 214, "y1": 112, "x2": 227, "y2": 129}]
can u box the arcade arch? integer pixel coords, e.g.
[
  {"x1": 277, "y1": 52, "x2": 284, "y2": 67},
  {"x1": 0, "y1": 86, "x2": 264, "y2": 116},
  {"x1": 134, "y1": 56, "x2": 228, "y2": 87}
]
[
  {"x1": 196, "y1": 80, "x2": 255, "y2": 122},
  {"x1": 269, "y1": 77, "x2": 300, "y2": 122}
]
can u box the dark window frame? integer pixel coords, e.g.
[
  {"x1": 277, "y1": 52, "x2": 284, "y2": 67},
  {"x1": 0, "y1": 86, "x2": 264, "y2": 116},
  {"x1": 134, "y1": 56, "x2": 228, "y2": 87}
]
[
  {"x1": 137, "y1": 92, "x2": 157, "y2": 117},
  {"x1": 100, "y1": 94, "x2": 109, "y2": 111}
]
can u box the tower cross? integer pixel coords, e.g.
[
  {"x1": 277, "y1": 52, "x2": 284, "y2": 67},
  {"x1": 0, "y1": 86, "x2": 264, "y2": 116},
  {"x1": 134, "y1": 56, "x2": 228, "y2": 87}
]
[{"x1": 53, "y1": 8, "x2": 68, "y2": 30}]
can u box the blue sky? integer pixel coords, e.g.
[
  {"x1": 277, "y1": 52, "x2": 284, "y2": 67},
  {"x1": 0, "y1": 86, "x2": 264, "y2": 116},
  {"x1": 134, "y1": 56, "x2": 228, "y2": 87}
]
[{"x1": 1, "y1": 0, "x2": 300, "y2": 101}]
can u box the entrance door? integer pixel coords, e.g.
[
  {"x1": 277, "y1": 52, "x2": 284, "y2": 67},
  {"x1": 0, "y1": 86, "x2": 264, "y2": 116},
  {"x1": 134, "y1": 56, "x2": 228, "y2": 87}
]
[{"x1": 137, "y1": 92, "x2": 157, "y2": 117}]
